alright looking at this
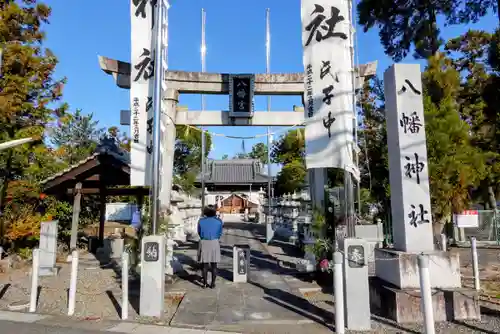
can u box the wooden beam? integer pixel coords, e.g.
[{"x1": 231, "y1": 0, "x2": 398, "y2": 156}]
[{"x1": 69, "y1": 183, "x2": 82, "y2": 250}]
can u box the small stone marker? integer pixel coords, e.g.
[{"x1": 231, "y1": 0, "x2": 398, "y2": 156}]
[
  {"x1": 233, "y1": 244, "x2": 250, "y2": 283},
  {"x1": 340, "y1": 238, "x2": 371, "y2": 331},
  {"x1": 140, "y1": 235, "x2": 166, "y2": 317},
  {"x1": 39, "y1": 220, "x2": 58, "y2": 276}
]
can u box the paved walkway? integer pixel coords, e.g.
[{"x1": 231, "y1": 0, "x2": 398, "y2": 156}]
[
  {"x1": 0, "y1": 310, "x2": 240, "y2": 333},
  {"x1": 170, "y1": 218, "x2": 333, "y2": 334}
]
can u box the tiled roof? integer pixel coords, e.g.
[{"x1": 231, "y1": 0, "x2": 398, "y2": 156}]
[
  {"x1": 40, "y1": 138, "x2": 130, "y2": 185},
  {"x1": 197, "y1": 159, "x2": 271, "y2": 184}
]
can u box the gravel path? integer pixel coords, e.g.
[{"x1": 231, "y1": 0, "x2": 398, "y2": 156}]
[{"x1": 0, "y1": 252, "x2": 181, "y2": 323}]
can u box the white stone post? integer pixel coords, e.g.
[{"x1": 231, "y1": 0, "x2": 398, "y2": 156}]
[
  {"x1": 333, "y1": 251, "x2": 344, "y2": 334},
  {"x1": 29, "y1": 249, "x2": 40, "y2": 313},
  {"x1": 67, "y1": 250, "x2": 79, "y2": 316},
  {"x1": 440, "y1": 233, "x2": 447, "y2": 252},
  {"x1": 417, "y1": 255, "x2": 435, "y2": 334},
  {"x1": 121, "y1": 251, "x2": 129, "y2": 320},
  {"x1": 471, "y1": 237, "x2": 480, "y2": 291}
]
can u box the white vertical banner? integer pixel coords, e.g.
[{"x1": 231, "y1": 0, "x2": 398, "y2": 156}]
[
  {"x1": 130, "y1": 0, "x2": 156, "y2": 186},
  {"x1": 301, "y1": 0, "x2": 355, "y2": 173},
  {"x1": 384, "y1": 64, "x2": 434, "y2": 253}
]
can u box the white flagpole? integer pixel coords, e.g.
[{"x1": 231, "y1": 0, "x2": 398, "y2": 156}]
[
  {"x1": 346, "y1": 0, "x2": 358, "y2": 236},
  {"x1": 151, "y1": 0, "x2": 168, "y2": 234},
  {"x1": 265, "y1": 8, "x2": 272, "y2": 204},
  {"x1": 201, "y1": 8, "x2": 207, "y2": 209}
]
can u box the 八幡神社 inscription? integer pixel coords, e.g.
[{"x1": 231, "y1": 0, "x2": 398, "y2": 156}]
[
  {"x1": 404, "y1": 153, "x2": 425, "y2": 184},
  {"x1": 408, "y1": 204, "x2": 430, "y2": 227},
  {"x1": 400, "y1": 111, "x2": 422, "y2": 134},
  {"x1": 384, "y1": 64, "x2": 434, "y2": 252},
  {"x1": 398, "y1": 79, "x2": 422, "y2": 96}
]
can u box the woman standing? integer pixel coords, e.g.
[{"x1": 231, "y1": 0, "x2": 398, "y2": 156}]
[{"x1": 197, "y1": 205, "x2": 223, "y2": 288}]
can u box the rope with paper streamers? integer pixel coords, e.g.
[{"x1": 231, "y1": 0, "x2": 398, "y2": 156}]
[{"x1": 162, "y1": 110, "x2": 305, "y2": 140}]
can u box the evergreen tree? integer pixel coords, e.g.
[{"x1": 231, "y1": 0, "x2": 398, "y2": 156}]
[
  {"x1": 50, "y1": 109, "x2": 104, "y2": 164},
  {"x1": 0, "y1": 1, "x2": 66, "y2": 225},
  {"x1": 248, "y1": 142, "x2": 268, "y2": 165},
  {"x1": 174, "y1": 125, "x2": 211, "y2": 186},
  {"x1": 356, "y1": 0, "x2": 497, "y2": 61},
  {"x1": 271, "y1": 129, "x2": 305, "y2": 165},
  {"x1": 423, "y1": 53, "x2": 489, "y2": 229},
  {"x1": 446, "y1": 30, "x2": 500, "y2": 208},
  {"x1": 275, "y1": 160, "x2": 306, "y2": 196},
  {"x1": 357, "y1": 77, "x2": 390, "y2": 215}
]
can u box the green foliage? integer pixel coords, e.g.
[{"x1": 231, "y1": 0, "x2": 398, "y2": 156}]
[
  {"x1": 357, "y1": 77, "x2": 390, "y2": 215},
  {"x1": 174, "y1": 125, "x2": 211, "y2": 176},
  {"x1": 356, "y1": 0, "x2": 497, "y2": 61},
  {"x1": 50, "y1": 109, "x2": 104, "y2": 164},
  {"x1": 488, "y1": 28, "x2": 500, "y2": 72},
  {"x1": 173, "y1": 171, "x2": 198, "y2": 195},
  {"x1": 275, "y1": 160, "x2": 306, "y2": 196},
  {"x1": 356, "y1": 50, "x2": 493, "y2": 223},
  {"x1": 248, "y1": 142, "x2": 268, "y2": 165},
  {"x1": 271, "y1": 129, "x2": 305, "y2": 165},
  {"x1": 446, "y1": 30, "x2": 500, "y2": 208},
  {"x1": 447, "y1": 0, "x2": 499, "y2": 25},
  {"x1": 0, "y1": 1, "x2": 66, "y2": 233},
  {"x1": 424, "y1": 53, "x2": 488, "y2": 220},
  {"x1": 357, "y1": 0, "x2": 449, "y2": 60}
]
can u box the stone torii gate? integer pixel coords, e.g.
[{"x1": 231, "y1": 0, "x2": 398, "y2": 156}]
[{"x1": 98, "y1": 55, "x2": 377, "y2": 211}]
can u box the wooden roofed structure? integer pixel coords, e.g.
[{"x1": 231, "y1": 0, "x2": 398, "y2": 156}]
[{"x1": 41, "y1": 139, "x2": 148, "y2": 245}]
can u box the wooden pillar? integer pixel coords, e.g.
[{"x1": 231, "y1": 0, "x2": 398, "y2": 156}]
[
  {"x1": 98, "y1": 184, "x2": 106, "y2": 245},
  {"x1": 136, "y1": 193, "x2": 144, "y2": 212},
  {"x1": 69, "y1": 182, "x2": 82, "y2": 250}
]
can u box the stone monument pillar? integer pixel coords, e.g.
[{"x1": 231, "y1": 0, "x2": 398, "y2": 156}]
[
  {"x1": 39, "y1": 220, "x2": 58, "y2": 276},
  {"x1": 140, "y1": 235, "x2": 166, "y2": 317},
  {"x1": 372, "y1": 64, "x2": 479, "y2": 323}
]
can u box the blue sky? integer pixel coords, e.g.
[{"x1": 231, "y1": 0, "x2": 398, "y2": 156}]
[{"x1": 42, "y1": 0, "x2": 496, "y2": 173}]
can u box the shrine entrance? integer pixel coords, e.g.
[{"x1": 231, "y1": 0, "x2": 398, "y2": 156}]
[
  {"x1": 97, "y1": 0, "x2": 378, "y2": 321},
  {"x1": 98, "y1": 57, "x2": 376, "y2": 215}
]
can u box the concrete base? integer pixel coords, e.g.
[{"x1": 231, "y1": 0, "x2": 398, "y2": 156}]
[
  {"x1": 374, "y1": 248, "x2": 461, "y2": 289},
  {"x1": 369, "y1": 277, "x2": 481, "y2": 323},
  {"x1": 39, "y1": 266, "x2": 59, "y2": 277}
]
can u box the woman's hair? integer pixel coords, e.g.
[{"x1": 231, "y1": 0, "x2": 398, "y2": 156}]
[{"x1": 203, "y1": 205, "x2": 217, "y2": 217}]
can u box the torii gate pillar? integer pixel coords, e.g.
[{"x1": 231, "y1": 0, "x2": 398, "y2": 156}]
[{"x1": 159, "y1": 89, "x2": 178, "y2": 213}]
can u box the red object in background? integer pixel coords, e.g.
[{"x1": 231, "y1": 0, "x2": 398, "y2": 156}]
[
  {"x1": 39, "y1": 193, "x2": 46, "y2": 200},
  {"x1": 319, "y1": 259, "x2": 330, "y2": 270}
]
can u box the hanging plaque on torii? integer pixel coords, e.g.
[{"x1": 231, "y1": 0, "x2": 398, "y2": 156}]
[{"x1": 229, "y1": 74, "x2": 255, "y2": 118}]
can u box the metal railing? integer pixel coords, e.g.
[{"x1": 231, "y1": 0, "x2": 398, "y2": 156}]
[{"x1": 460, "y1": 210, "x2": 500, "y2": 245}]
